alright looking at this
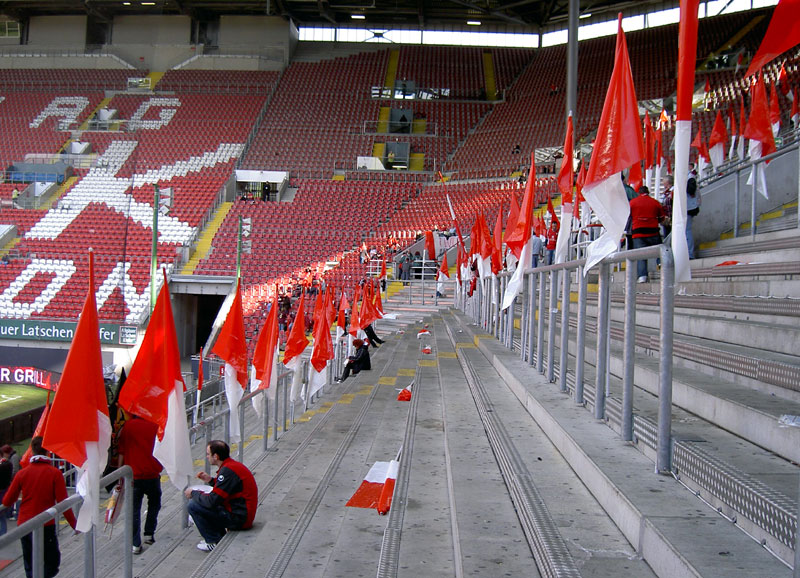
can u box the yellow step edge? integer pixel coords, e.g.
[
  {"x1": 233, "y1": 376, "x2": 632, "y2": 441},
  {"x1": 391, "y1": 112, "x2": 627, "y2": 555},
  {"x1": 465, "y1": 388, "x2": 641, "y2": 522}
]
[
  {"x1": 181, "y1": 202, "x2": 233, "y2": 274},
  {"x1": 146, "y1": 71, "x2": 165, "y2": 89},
  {"x1": 408, "y1": 153, "x2": 424, "y2": 171},
  {"x1": 377, "y1": 108, "x2": 391, "y2": 135},
  {"x1": 384, "y1": 50, "x2": 400, "y2": 89},
  {"x1": 79, "y1": 96, "x2": 115, "y2": 131},
  {"x1": 482, "y1": 51, "x2": 497, "y2": 101}
]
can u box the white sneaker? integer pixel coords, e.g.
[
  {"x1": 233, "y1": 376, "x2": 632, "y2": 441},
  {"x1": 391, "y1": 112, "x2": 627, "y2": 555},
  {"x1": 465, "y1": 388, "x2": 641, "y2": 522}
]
[
  {"x1": 197, "y1": 541, "x2": 216, "y2": 552},
  {"x1": 132, "y1": 545, "x2": 142, "y2": 555},
  {"x1": 637, "y1": 276, "x2": 648, "y2": 284}
]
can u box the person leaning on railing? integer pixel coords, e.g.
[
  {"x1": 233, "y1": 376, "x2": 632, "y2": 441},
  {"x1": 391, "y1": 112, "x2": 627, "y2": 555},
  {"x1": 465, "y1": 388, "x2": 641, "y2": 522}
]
[{"x1": 2, "y1": 437, "x2": 77, "y2": 578}]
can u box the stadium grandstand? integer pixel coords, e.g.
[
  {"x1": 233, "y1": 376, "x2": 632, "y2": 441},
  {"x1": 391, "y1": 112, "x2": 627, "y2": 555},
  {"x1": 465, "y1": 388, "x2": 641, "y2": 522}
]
[{"x1": 0, "y1": 0, "x2": 798, "y2": 576}]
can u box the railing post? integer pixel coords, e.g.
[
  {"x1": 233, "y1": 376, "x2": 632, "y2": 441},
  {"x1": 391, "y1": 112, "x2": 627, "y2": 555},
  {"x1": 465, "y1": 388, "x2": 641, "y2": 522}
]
[
  {"x1": 622, "y1": 258, "x2": 636, "y2": 441},
  {"x1": 83, "y1": 524, "x2": 95, "y2": 578},
  {"x1": 263, "y1": 394, "x2": 270, "y2": 452},
  {"x1": 751, "y1": 163, "x2": 758, "y2": 239},
  {"x1": 547, "y1": 269, "x2": 558, "y2": 382},
  {"x1": 657, "y1": 245, "x2": 675, "y2": 473},
  {"x1": 527, "y1": 271, "x2": 537, "y2": 366},
  {"x1": 520, "y1": 272, "x2": 528, "y2": 360},
  {"x1": 536, "y1": 270, "x2": 546, "y2": 374},
  {"x1": 238, "y1": 402, "x2": 246, "y2": 462},
  {"x1": 733, "y1": 169, "x2": 740, "y2": 238},
  {"x1": 273, "y1": 381, "x2": 280, "y2": 442},
  {"x1": 559, "y1": 269, "x2": 570, "y2": 393},
  {"x1": 594, "y1": 262, "x2": 610, "y2": 420}
]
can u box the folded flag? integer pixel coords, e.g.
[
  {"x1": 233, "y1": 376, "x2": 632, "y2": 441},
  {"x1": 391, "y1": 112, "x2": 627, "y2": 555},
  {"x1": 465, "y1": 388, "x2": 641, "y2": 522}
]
[
  {"x1": 421, "y1": 345, "x2": 432, "y2": 354},
  {"x1": 397, "y1": 385, "x2": 412, "y2": 401},
  {"x1": 346, "y1": 460, "x2": 399, "y2": 515},
  {"x1": 417, "y1": 329, "x2": 431, "y2": 338}
]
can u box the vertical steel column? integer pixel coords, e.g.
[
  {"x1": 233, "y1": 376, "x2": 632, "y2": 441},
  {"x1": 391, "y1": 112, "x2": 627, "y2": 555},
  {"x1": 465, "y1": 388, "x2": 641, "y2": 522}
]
[
  {"x1": 797, "y1": 146, "x2": 800, "y2": 232},
  {"x1": 520, "y1": 274, "x2": 528, "y2": 360},
  {"x1": 622, "y1": 259, "x2": 636, "y2": 441},
  {"x1": 32, "y1": 525, "x2": 44, "y2": 578},
  {"x1": 547, "y1": 269, "x2": 558, "y2": 382},
  {"x1": 84, "y1": 525, "x2": 95, "y2": 578},
  {"x1": 536, "y1": 270, "x2": 546, "y2": 373},
  {"x1": 657, "y1": 246, "x2": 675, "y2": 473},
  {"x1": 495, "y1": 278, "x2": 502, "y2": 338},
  {"x1": 283, "y1": 375, "x2": 288, "y2": 433},
  {"x1": 238, "y1": 403, "x2": 246, "y2": 462},
  {"x1": 733, "y1": 169, "x2": 740, "y2": 238},
  {"x1": 594, "y1": 263, "x2": 610, "y2": 420},
  {"x1": 273, "y1": 380, "x2": 280, "y2": 441},
  {"x1": 528, "y1": 272, "x2": 538, "y2": 366},
  {"x1": 263, "y1": 394, "x2": 270, "y2": 452},
  {"x1": 559, "y1": 269, "x2": 570, "y2": 393}
]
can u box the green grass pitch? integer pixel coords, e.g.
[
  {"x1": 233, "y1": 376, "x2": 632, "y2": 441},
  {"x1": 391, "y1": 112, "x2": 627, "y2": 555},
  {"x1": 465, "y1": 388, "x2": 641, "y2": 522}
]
[{"x1": 0, "y1": 384, "x2": 48, "y2": 420}]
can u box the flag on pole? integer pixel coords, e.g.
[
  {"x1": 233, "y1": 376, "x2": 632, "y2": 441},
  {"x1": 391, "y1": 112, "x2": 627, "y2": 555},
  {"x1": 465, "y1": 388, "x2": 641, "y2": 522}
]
[
  {"x1": 769, "y1": 83, "x2": 781, "y2": 137},
  {"x1": 349, "y1": 285, "x2": 361, "y2": 338},
  {"x1": 445, "y1": 193, "x2": 464, "y2": 248},
  {"x1": 212, "y1": 281, "x2": 248, "y2": 442},
  {"x1": 436, "y1": 250, "x2": 450, "y2": 296},
  {"x1": 574, "y1": 159, "x2": 586, "y2": 220},
  {"x1": 744, "y1": 0, "x2": 800, "y2": 78},
  {"x1": 118, "y1": 272, "x2": 193, "y2": 491},
  {"x1": 691, "y1": 124, "x2": 711, "y2": 176},
  {"x1": 502, "y1": 155, "x2": 536, "y2": 310},
  {"x1": 728, "y1": 105, "x2": 739, "y2": 159},
  {"x1": 251, "y1": 291, "x2": 280, "y2": 411},
  {"x1": 197, "y1": 347, "x2": 204, "y2": 391},
  {"x1": 307, "y1": 291, "x2": 333, "y2": 400},
  {"x1": 708, "y1": 110, "x2": 728, "y2": 169},
  {"x1": 424, "y1": 230, "x2": 436, "y2": 262},
  {"x1": 336, "y1": 289, "x2": 349, "y2": 341},
  {"x1": 582, "y1": 14, "x2": 644, "y2": 273},
  {"x1": 283, "y1": 291, "x2": 309, "y2": 402},
  {"x1": 792, "y1": 92, "x2": 799, "y2": 125},
  {"x1": 738, "y1": 98, "x2": 747, "y2": 160},
  {"x1": 43, "y1": 251, "x2": 111, "y2": 532},
  {"x1": 346, "y1": 460, "x2": 399, "y2": 515},
  {"x1": 779, "y1": 63, "x2": 793, "y2": 100},
  {"x1": 672, "y1": 0, "x2": 701, "y2": 283},
  {"x1": 744, "y1": 73, "x2": 777, "y2": 199},
  {"x1": 644, "y1": 113, "x2": 655, "y2": 190},
  {"x1": 555, "y1": 113, "x2": 574, "y2": 264}
]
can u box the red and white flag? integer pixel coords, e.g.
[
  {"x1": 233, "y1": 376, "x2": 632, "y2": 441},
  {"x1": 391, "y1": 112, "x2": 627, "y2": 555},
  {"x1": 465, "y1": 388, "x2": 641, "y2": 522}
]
[
  {"x1": 119, "y1": 272, "x2": 193, "y2": 491},
  {"x1": 346, "y1": 459, "x2": 399, "y2": 515},
  {"x1": 424, "y1": 230, "x2": 436, "y2": 262},
  {"x1": 744, "y1": 73, "x2": 777, "y2": 199},
  {"x1": 738, "y1": 98, "x2": 747, "y2": 161},
  {"x1": 643, "y1": 113, "x2": 655, "y2": 190},
  {"x1": 212, "y1": 281, "x2": 248, "y2": 442},
  {"x1": 436, "y1": 250, "x2": 450, "y2": 296},
  {"x1": 501, "y1": 154, "x2": 536, "y2": 310},
  {"x1": 445, "y1": 193, "x2": 465, "y2": 248},
  {"x1": 582, "y1": 14, "x2": 644, "y2": 273},
  {"x1": 283, "y1": 291, "x2": 309, "y2": 402},
  {"x1": 672, "y1": 0, "x2": 701, "y2": 283},
  {"x1": 307, "y1": 291, "x2": 333, "y2": 400},
  {"x1": 250, "y1": 291, "x2": 280, "y2": 417},
  {"x1": 769, "y1": 83, "x2": 781, "y2": 137},
  {"x1": 555, "y1": 113, "x2": 575, "y2": 265},
  {"x1": 745, "y1": 0, "x2": 800, "y2": 79},
  {"x1": 792, "y1": 93, "x2": 799, "y2": 125},
  {"x1": 43, "y1": 252, "x2": 111, "y2": 532},
  {"x1": 728, "y1": 106, "x2": 739, "y2": 159},
  {"x1": 336, "y1": 289, "x2": 349, "y2": 341},
  {"x1": 779, "y1": 63, "x2": 793, "y2": 101},
  {"x1": 691, "y1": 124, "x2": 710, "y2": 177},
  {"x1": 708, "y1": 110, "x2": 728, "y2": 169}
]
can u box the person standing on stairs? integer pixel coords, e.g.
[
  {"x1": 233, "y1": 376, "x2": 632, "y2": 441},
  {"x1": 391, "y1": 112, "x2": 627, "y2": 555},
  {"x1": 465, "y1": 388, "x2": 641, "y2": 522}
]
[{"x1": 629, "y1": 185, "x2": 665, "y2": 283}]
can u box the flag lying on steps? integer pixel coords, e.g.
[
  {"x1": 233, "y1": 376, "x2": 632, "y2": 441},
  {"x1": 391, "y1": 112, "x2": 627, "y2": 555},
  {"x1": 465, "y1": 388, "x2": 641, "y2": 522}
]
[{"x1": 346, "y1": 460, "x2": 399, "y2": 514}]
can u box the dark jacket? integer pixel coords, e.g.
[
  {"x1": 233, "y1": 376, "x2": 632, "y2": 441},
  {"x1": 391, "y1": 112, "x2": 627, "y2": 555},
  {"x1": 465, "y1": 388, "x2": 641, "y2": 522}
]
[
  {"x1": 192, "y1": 457, "x2": 258, "y2": 530},
  {"x1": 348, "y1": 344, "x2": 371, "y2": 374}
]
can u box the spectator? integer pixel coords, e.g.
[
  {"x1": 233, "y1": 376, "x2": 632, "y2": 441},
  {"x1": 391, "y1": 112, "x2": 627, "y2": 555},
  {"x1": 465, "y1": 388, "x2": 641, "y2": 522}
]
[
  {"x1": 686, "y1": 175, "x2": 701, "y2": 259},
  {"x1": 530, "y1": 234, "x2": 544, "y2": 268},
  {"x1": 629, "y1": 185, "x2": 665, "y2": 283},
  {"x1": 184, "y1": 440, "x2": 258, "y2": 552},
  {"x1": 546, "y1": 222, "x2": 559, "y2": 265},
  {"x1": 0, "y1": 446, "x2": 11, "y2": 536},
  {"x1": 336, "y1": 339, "x2": 371, "y2": 383},
  {"x1": 117, "y1": 415, "x2": 163, "y2": 554},
  {"x1": 2, "y1": 437, "x2": 77, "y2": 578}
]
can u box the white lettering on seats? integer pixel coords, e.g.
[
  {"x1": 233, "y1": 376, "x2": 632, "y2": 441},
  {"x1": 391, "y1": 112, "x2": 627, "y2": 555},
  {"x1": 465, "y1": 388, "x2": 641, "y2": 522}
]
[
  {"x1": 29, "y1": 96, "x2": 90, "y2": 129},
  {"x1": 128, "y1": 97, "x2": 181, "y2": 130},
  {"x1": 0, "y1": 259, "x2": 77, "y2": 317}
]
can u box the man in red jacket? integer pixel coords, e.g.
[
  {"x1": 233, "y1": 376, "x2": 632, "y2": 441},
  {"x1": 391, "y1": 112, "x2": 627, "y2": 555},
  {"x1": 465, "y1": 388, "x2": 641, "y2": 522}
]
[
  {"x1": 184, "y1": 440, "x2": 258, "y2": 552},
  {"x1": 629, "y1": 185, "x2": 665, "y2": 283},
  {"x1": 2, "y1": 437, "x2": 77, "y2": 578}
]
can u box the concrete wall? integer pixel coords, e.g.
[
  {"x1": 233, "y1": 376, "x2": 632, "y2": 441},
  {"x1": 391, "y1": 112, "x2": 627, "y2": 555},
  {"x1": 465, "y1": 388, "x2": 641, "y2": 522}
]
[
  {"x1": 112, "y1": 15, "x2": 194, "y2": 70},
  {"x1": 0, "y1": 55, "x2": 132, "y2": 69},
  {"x1": 218, "y1": 16, "x2": 292, "y2": 66},
  {"x1": 28, "y1": 15, "x2": 87, "y2": 48},
  {"x1": 696, "y1": 147, "x2": 798, "y2": 245}
]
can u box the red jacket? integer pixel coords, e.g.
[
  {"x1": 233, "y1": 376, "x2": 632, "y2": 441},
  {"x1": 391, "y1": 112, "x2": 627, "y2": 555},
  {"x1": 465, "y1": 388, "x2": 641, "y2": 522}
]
[
  {"x1": 629, "y1": 193, "x2": 664, "y2": 238},
  {"x1": 546, "y1": 229, "x2": 558, "y2": 250},
  {"x1": 117, "y1": 417, "x2": 163, "y2": 480},
  {"x1": 2, "y1": 457, "x2": 77, "y2": 528}
]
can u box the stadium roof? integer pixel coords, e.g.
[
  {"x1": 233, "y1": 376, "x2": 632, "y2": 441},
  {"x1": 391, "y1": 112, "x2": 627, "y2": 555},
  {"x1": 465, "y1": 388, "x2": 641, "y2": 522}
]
[{"x1": 0, "y1": 0, "x2": 681, "y2": 33}]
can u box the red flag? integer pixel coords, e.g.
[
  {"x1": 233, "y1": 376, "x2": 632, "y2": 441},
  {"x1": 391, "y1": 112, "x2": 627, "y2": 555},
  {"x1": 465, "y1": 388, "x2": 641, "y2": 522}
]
[
  {"x1": 557, "y1": 114, "x2": 574, "y2": 203},
  {"x1": 325, "y1": 286, "x2": 336, "y2": 329},
  {"x1": 346, "y1": 460, "x2": 399, "y2": 514},
  {"x1": 283, "y1": 291, "x2": 309, "y2": 367},
  {"x1": 691, "y1": 125, "x2": 710, "y2": 161},
  {"x1": 310, "y1": 293, "x2": 333, "y2": 373},
  {"x1": 709, "y1": 110, "x2": 728, "y2": 167},
  {"x1": 779, "y1": 63, "x2": 791, "y2": 97},
  {"x1": 745, "y1": 0, "x2": 800, "y2": 78},
  {"x1": 628, "y1": 160, "x2": 643, "y2": 191},
  {"x1": 704, "y1": 77, "x2": 711, "y2": 95},
  {"x1": 546, "y1": 193, "x2": 559, "y2": 227},
  {"x1": 504, "y1": 152, "x2": 536, "y2": 258},
  {"x1": 792, "y1": 92, "x2": 799, "y2": 122},
  {"x1": 212, "y1": 282, "x2": 248, "y2": 388},
  {"x1": 673, "y1": 0, "x2": 701, "y2": 284},
  {"x1": 374, "y1": 281, "x2": 384, "y2": 316},
  {"x1": 252, "y1": 292, "x2": 279, "y2": 389},
  {"x1": 42, "y1": 251, "x2": 110, "y2": 532},
  {"x1": 438, "y1": 251, "x2": 450, "y2": 279},
  {"x1": 424, "y1": 230, "x2": 436, "y2": 261},
  {"x1": 582, "y1": 14, "x2": 644, "y2": 271},
  {"x1": 739, "y1": 98, "x2": 747, "y2": 135},
  {"x1": 506, "y1": 190, "x2": 520, "y2": 237},
  {"x1": 493, "y1": 204, "x2": 504, "y2": 254},
  {"x1": 769, "y1": 83, "x2": 781, "y2": 127},
  {"x1": 728, "y1": 106, "x2": 738, "y2": 137},
  {"x1": 744, "y1": 73, "x2": 777, "y2": 159},
  {"x1": 379, "y1": 258, "x2": 386, "y2": 280},
  {"x1": 118, "y1": 272, "x2": 193, "y2": 489},
  {"x1": 197, "y1": 347, "x2": 204, "y2": 391},
  {"x1": 336, "y1": 289, "x2": 349, "y2": 338},
  {"x1": 119, "y1": 275, "x2": 185, "y2": 439},
  {"x1": 349, "y1": 285, "x2": 361, "y2": 337}
]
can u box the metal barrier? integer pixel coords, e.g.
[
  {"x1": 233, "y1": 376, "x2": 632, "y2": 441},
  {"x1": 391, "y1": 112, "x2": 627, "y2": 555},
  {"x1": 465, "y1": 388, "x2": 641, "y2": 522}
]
[
  {"x1": 460, "y1": 244, "x2": 675, "y2": 472},
  {"x1": 0, "y1": 466, "x2": 134, "y2": 578}
]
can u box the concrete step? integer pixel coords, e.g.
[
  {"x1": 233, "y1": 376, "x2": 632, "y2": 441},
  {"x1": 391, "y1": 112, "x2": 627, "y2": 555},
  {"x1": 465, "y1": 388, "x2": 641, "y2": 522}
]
[{"x1": 446, "y1": 309, "x2": 792, "y2": 578}]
